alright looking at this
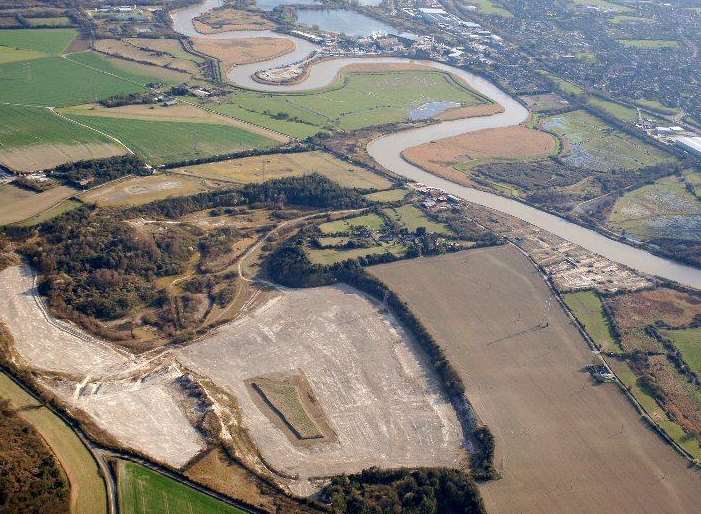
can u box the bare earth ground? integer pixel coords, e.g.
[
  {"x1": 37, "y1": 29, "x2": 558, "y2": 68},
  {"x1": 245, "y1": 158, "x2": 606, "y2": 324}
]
[
  {"x1": 0, "y1": 265, "x2": 206, "y2": 467},
  {"x1": 0, "y1": 142, "x2": 126, "y2": 173},
  {"x1": 80, "y1": 173, "x2": 224, "y2": 207},
  {"x1": 402, "y1": 126, "x2": 557, "y2": 186},
  {"x1": 176, "y1": 284, "x2": 464, "y2": 494},
  {"x1": 192, "y1": 37, "x2": 294, "y2": 68},
  {"x1": 370, "y1": 246, "x2": 700, "y2": 514},
  {"x1": 173, "y1": 150, "x2": 392, "y2": 189}
]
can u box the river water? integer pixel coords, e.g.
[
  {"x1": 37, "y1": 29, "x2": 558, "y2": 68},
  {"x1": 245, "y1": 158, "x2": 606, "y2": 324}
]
[{"x1": 171, "y1": 1, "x2": 701, "y2": 289}]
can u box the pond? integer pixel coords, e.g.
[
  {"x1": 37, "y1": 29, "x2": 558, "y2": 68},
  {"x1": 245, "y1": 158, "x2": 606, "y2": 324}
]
[
  {"x1": 410, "y1": 101, "x2": 461, "y2": 121},
  {"x1": 296, "y1": 8, "x2": 396, "y2": 36}
]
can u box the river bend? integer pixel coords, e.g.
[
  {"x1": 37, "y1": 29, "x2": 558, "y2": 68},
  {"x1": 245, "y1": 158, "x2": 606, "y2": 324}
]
[{"x1": 171, "y1": 0, "x2": 701, "y2": 289}]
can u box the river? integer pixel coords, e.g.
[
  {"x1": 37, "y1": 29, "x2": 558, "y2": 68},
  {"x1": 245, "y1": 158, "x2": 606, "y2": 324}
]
[{"x1": 171, "y1": 1, "x2": 701, "y2": 289}]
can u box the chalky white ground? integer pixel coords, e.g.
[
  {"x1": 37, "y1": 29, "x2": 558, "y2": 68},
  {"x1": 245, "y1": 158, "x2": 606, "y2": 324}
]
[
  {"x1": 0, "y1": 265, "x2": 463, "y2": 483},
  {"x1": 177, "y1": 284, "x2": 463, "y2": 486}
]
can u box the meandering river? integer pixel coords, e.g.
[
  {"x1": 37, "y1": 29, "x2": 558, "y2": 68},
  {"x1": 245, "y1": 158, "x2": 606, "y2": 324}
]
[{"x1": 171, "y1": 0, "x2": 701, "y2": 289}]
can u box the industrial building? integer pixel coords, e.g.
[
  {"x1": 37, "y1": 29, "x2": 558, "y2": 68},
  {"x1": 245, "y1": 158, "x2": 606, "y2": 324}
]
[{"x1": 675, "y1": 136, "x2": 701, "y2": 158}]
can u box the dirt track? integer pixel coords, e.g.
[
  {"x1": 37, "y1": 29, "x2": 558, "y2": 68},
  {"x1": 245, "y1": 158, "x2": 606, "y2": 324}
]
[{"x1": 371, "y1": 246, "x2": 700, "y2": 514}]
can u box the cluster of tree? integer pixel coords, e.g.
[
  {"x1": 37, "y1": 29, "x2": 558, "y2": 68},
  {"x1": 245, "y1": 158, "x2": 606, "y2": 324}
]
[
  {"x1": 99, "y1": 92, "x2": 156, "y2": 108},
  {"x1": 0, "y1": 399, "x2": 70, "y2": 514},
  {"x1": 22, "y1": 206, "x2": 199, "y2": 320},
  {"x1": 320, "y1": 467, "x2": 485, "y2": 514},
  {"x1": 127, "y1": 174, "x2": 367, "y2": 219},
  {"x1": 49, "y1": 155, "x2": 149, "y2": 189}
]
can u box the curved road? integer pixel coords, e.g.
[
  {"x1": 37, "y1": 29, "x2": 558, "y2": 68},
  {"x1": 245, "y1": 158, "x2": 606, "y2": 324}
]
[{"x1": 172, "y1": 1, "x2": 701, "y2": 289}]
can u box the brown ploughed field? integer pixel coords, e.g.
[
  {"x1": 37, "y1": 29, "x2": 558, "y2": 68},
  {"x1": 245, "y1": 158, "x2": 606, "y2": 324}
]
[
  {"x1": 192, "y1": 37, "x2": 294, "y2": 68},
  {"x1": 401, "y1": 126, "x2": 556, "y2": 186},
  {"x1": 370, "y1": 246, "x2": 700, "y2": 514}
]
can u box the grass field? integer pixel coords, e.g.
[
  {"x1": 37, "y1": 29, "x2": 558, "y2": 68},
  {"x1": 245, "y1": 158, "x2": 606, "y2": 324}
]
[
  {"x1": 383, "y1": 205, "x2": 451, "y2": 234},
  {"x1": 26, "y1": 16, "x2": 73, "y2": 27},
  {"x1": 0, "y1": 372, "x2": 40, "y2": 410},
  {"x1": 15, "y1": 199, "x2": 83, "y2": 227},
  {"x1": 563, "y1": 290, "x2": 620, "y2": 353},
  {"x1": 0, "y1": 55, "x2": 148, "y2": 106},
  {"x1": 0, "y1": 28, "x2": 76, "y2": 55},
  {"x1": 606, "y1": 174, "x2": 701, "y2": 242},
  {"x1": 572, "y1": 0, "x2": 631, "y2": 12},
  {"x1": 634, "y1": 98, "x2": 681, "y2": 115},
  {"x1": 618, "y1": 39, "x2": 680, "y2": 49},
  {"x1": 519, "y1": 93, "x2": 570, "y2": 113},
  {"x1": 585, "y1": 96, "x2": 639, "y2": 123},
  {"x1": 365, "y1": 188, "x2": 408, "y2": 202},
  {"x1": 119, "y1": 461, "x2": 247, "y2": 514},
  {"x1": 539, "y1": 70, "x2": 584, "y2": 96},
  {"x1": 174, "y1": 151, "x2": 393, "y2": 189},
  {"x1": 0, "y1": 104, "x2": 124, "y2": 171},
  {"x1": 542, "y1": 110, "x2": 675, "y2": 171},
  {"x1": 610, "y1": 15, "x2": 653, "y2": 24},
  {"x1": 253, "y1": 379, "x2": 322, "y2": 439},
  {"x1": 0, "y1": 184, "x2": 79, "y2": 226},
  {"x1": 319, "y1": 212, "x2": 385, "y2": 234},
  {"x1": 65, "y1": 114, "x2": 278, "y2": 165},
  {"x1": 308, "y1": 242, "x2": 406, "y2": 265},
  {"x1": 370, "y1": 246, "x2": 701, "y2": 513},
  {"x1": 475, "y1": 0, "x2": 513, "y2": 17},
  {"x1": 660, "y1": 327, "x2": 701, "y2": 376},
  {"x1": 19, "y1": 406, "x2": 108, "y2": 514},
  {"x1": 214, "y1": 70, "x2": 487, "y2": 137},
  {"x1": 81, "y1": 174, "x2": 219, "y2": 207},
  {"x1": 0, "y1": 46, "x2": 46, "y2": 64}
]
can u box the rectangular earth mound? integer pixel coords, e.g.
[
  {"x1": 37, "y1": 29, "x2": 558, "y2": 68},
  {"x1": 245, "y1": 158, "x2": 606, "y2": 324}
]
[{"x1": 251, "y1": 377, "x2": 323, "y2": 440}]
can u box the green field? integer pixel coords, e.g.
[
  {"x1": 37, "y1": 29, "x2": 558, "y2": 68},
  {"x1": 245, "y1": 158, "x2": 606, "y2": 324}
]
[
  {"x1": 119, "y1": 461, "x2": 247, "y2": 514},
  {"x1": 0, "y1": 28, "x2": 77, "y2": 55},
  {"x1": 365, "y1": 188, "x2": 408, "y2": 203},
  {"x1": 571, "y1": 0, "x2": 631, "y2": 13},
  {"x1": 0, "y1": 46, "x2": 46, "y2": 64},
  {"x1": 585, "y1": 96, "x2": 638, "y2": 123},
  {"x1": 539, "y1": 70, "x2": 585, "y2": 96},
  {"x1": 15, "y1": 199, "x2": 83, "y2": 227},
  {"x1": 606, "y1": 175, "x2": 701, "y2": 242},
  {"x1": 214, "y1": 70, "x2": 487, "y2": 137},
  {"x1": 16, "y1": 403, "x2": 108, "y2": 514},
  {"x1": 634, "y1": 99, "x2": 681, "y2": 115},
  {"x1": 541, "y1": 110, "x2": 675, "y2": 171},
  {"x1": 0, "y1": 55, "x2": 150, "y2": 106},
  {"x1": 0, "y1": 373, "x2": 40, "y2": 410},
  {"x1": 26, "y1": 17, "x2": 73, "y2": 27},
  {"x1": 660, "y1": 327, "x2": 701, "y2": 376},
  {"x1": 319, "y1": 212, "x2": 386, "y2": 234},
  {"x1": 564, "y1": 291, "x2": 620, "y2": 353},
  {"x1": 0, "y1": 104, "x2": 109, "y2": 149},
  {"x1": 610, "y1": 15, "x2": 653, "y2": 24},
  {"x1": 475, "y1": 0, "x2": 513, "y2": 17},
  {"x1": 383, "y1": 205, "x2": 451, "y2": 234},
  {"x1": 308, "y1": 242, "x2": 406, "y2": 265},
  {"x1": 618, "y1": 39, "x2": 679, "y2": 49},
  {"x1": 65, "y1": 114, "x2": 278, "y2": 165}
]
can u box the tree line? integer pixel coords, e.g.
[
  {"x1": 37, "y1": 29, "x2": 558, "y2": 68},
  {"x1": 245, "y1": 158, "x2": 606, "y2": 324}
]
[{"x1": 320, "y1": 467, "x2": 485, "y2": 514}]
